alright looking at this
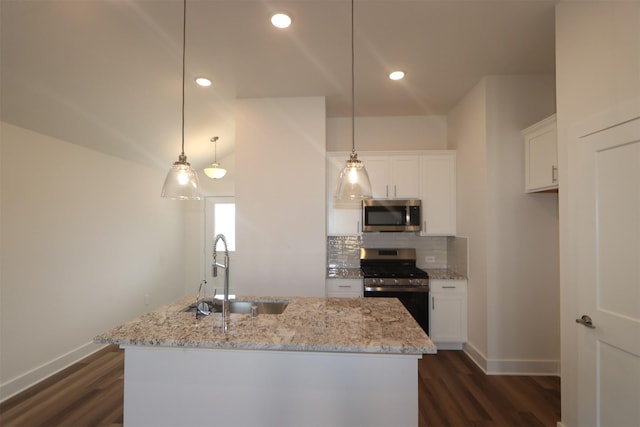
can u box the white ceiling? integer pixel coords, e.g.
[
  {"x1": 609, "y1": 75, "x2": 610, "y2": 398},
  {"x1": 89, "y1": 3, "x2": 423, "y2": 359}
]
[{"x1": 0, "y1": 0, "x2": 556, "y2": 170}]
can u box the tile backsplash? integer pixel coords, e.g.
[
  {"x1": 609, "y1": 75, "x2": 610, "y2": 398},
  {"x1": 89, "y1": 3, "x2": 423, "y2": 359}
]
[
  {"x1": 327, "y1": 235, "x2": 363, "y2": 268},
  {"x1": 327, "y1": 234, "x2": 467, "y2": 276},
  {"x1": 446, "y1": 236, "x2": 468, "y2": 277}
]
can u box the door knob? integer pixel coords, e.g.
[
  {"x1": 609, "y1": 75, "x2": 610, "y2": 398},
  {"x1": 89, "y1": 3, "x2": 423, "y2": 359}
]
[{"x1": 575, "y1": 314, "x2": 595, "y2": 329}]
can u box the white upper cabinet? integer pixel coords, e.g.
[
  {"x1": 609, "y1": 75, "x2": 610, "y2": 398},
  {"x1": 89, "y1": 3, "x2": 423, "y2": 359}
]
[
  {"x1": 420, "y1": 152, "x2": 456, "y2": 236},
  {"x1": 391, "y1": 156, "x2": 422, "y2": 199},
  {"x1": 359, "y1": 154, "x2": 421, "y2": 199},
  {"x1": 522, "y1": 114, "x2": 558, "y2": 193}
]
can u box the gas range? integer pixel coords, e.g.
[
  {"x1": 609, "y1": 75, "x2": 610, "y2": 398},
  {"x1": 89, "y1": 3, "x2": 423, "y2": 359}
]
[{"x1": 360, "y1": 248, "x2": 429, "y2": 292}]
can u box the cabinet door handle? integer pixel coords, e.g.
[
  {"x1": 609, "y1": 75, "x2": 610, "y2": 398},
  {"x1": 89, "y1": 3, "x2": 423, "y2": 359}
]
[
  {"x1": 338, "y1": 285, "x2": 351, "y2": 288},
  {"x1": 552, "y1": 165, "x2": 558, "y2": 183},
  {"x1": 443, "y1": 286, "x2": 456, "y2": 289},
  {"x1": 357, "y1": 220, "x2": 361, "y2": 233},
  {"x1": 432, "y1": 296, "x2": 435, "y2": 310},
  {"x1": 385, "y1": 185, "x2": 389, "y2": 198},
  {"x1": 394, "y1": 185, "x2": 397, "y2": 198},
  {"x1": 423, "y1": 220, "x2": 427, "y2": 233}
]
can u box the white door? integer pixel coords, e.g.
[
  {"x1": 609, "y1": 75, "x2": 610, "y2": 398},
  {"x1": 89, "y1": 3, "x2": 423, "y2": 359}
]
[{"x1": 575, "y1": 116, "x2": 640, "y2": 426}]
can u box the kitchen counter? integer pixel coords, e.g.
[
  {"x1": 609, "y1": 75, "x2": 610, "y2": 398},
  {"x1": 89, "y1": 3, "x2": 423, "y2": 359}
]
[
  {"x1": 96, "y1": 295, "x2": 435, "y2": 426},
  {"x1": 327, "y1": 266, "x2": 466, "y2": 281},
  {"x1": 95, "y1": 295, "x2": 435, "y2": 355},
  {"x1": 425, "y1": 268, "x2": 467, "y2": 280},
  {"x1": 326, "y1": 266, "x2": 363, "y2": 279}
]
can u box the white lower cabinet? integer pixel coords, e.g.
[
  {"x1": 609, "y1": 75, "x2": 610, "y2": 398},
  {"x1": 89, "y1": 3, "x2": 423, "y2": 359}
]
[
  {"x1": 326, "y1": 278, "x2": 363, "y2": 298},
  {"x1": 429, "y1": 279, "x2": 467, "y2": 349}
]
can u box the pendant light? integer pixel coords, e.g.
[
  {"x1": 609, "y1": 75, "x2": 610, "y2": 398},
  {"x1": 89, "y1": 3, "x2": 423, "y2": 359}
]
[
  {"x1": 161, "y1": 0, "x2": 201, "y2": 200},
  {"x1": 334, "y1": 0, "x2": 372, "y2": 201},
  {"x1": 204, "y1": 136, "x2": 227, "y2": 179}
]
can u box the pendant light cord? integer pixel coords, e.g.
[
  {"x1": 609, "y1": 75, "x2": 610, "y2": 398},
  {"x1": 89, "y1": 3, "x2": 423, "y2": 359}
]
[
  {"x1": 351, "y1": 0, "x2": 355, "y2": 155},
  {"x1": 211, "y1": 136, "x2": 219, "y2": 162},
  {"x1": 181, "y1": 0, "x2": 186, "y2": 157}
]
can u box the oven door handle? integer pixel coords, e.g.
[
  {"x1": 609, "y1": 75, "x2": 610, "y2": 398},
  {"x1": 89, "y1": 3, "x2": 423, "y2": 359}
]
[{"x1": 364, "y1": 286, "x2": 430, "y2": 293}]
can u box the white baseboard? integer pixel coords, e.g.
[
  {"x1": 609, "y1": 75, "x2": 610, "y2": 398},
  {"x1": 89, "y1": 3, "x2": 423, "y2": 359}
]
[
  {"x1": 463, "y1": 342, "x2": 560, "y2": 376},
  {"x1": 0, "y1": 341, "x2": 106, "y2": 403},
  {"x1": 463, "y1": 342, "x2": 488, "y2": 371}
]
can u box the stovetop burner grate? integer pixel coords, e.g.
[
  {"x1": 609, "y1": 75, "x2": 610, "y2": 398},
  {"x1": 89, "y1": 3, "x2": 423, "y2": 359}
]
[{"x1": 360, "y1": 265, "x2": 429, "y2": 279}]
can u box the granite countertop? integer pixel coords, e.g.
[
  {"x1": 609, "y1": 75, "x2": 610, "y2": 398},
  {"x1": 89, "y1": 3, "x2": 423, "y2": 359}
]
[
  {"x1": 326, "y1": 267, "x2": 363, "y2": 279},
  {"x1": 327, "y1": 267, "x2": 466, "y2": 281},
  {"x1": 424, "y1": 268, "x2": 467, "y2": 280},
  {"x1": 95, "y1": 296, "x2": 436, "y2": 355}
]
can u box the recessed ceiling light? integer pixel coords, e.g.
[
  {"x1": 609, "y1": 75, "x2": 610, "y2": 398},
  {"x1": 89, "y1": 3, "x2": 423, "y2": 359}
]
[
  {"x1": 195, "y1": 77, "x2": 212, "y2": 87},
  {"x1": 389, "y1": 71, "x2": 405, "y2": 81},
  {"x1": 271, "y1": 13, "x2": 292, "y2": 29}
]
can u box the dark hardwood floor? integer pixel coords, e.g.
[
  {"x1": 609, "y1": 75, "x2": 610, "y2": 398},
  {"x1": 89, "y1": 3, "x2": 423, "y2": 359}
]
[
  {"x1": 0, "y1": 345, "x2": 124, "y2": 427},
  {"x1": 1, "y1": 345, "x2": 560, "y2": 427},
  {"x1": 419, "y1": 351, "x2": 560, "y2": 427}
]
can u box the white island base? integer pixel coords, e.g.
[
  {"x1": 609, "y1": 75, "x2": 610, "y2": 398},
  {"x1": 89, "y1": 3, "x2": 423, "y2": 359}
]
[{"x1": 123, "y1": 345, "x2": 421, "y2": 427}]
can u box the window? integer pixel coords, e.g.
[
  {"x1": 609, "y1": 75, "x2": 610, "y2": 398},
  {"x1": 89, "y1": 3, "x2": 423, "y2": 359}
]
[{"x1": 214, "y1": 203, "x2": 235, "y2": 251}]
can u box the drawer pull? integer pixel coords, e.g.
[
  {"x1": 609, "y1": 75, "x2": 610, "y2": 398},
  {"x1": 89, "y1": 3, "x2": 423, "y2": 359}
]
[{"x1": 442, "y1": 286, "x2": 456, "y2": 289}]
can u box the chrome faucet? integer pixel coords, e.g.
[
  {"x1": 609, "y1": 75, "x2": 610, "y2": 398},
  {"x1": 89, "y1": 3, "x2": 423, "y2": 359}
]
[{"x1": 213, "y1": 234, "x2": 230, "y2": 333}]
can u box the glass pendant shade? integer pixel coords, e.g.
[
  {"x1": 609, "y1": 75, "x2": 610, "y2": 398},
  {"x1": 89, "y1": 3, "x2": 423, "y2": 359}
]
[
  {"x1": 204, "y1": 163, "x2": 227, "y2": 179},
  {"x1": 161, "y1": 154, "x2": 201, "y2": 200},
  {"x1": 334, "y1": 0, "x2": 372, "y2": 201},
  {"x1": 335, "y1": 152, "x2": 372, "y2": 201},
  {"x1": 160, "y1": 0, "x2": 201, "y2": 200}
]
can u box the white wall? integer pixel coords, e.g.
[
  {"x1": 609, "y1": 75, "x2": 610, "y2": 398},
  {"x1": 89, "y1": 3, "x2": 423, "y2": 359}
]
[
  {"x1": 327, "y1": 115, "x2": 447, "y2": 152},
  {"x1": 448, "y1": 75, "x2": 559, "y2": 374},
  {"x1": 0, "y1": 122, "x2": 185, "y2": 401},
  {"x1": 233, "y1": 97, "x2": 326, "y2": 297},
  {"x1": 555, "y1": 2, "x2": 640, "y2": 425},
  {"x1": 448, "y1": 79, "x2": 490, "y2": 360},
  {"x1": 485, "y1": 75, "x2": 558, "y2": 371}
]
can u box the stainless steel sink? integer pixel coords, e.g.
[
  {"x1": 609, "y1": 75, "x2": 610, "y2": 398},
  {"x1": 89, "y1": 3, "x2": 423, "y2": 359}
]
[
  {"x1": 184, "y1": 299, "x2": 288, "y2": 315},
  {"x1": 227, "y1": 300, "x2": 288, "y2": 314}
]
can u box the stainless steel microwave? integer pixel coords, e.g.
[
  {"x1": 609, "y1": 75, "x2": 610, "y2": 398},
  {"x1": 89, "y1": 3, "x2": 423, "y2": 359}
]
[{"x1": 362, "y1": 199, "x2": 422, "y2": 232}]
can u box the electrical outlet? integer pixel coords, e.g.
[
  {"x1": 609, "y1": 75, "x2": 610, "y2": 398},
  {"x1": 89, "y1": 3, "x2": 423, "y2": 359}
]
[{"x1": 425, "y1": 255, "x2": 436, "y2": 263}]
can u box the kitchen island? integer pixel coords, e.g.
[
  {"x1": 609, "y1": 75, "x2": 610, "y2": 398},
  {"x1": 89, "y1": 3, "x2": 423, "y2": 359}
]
[{"x1": 95, "y1": 296, "x2": 436, "y2": 427}]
